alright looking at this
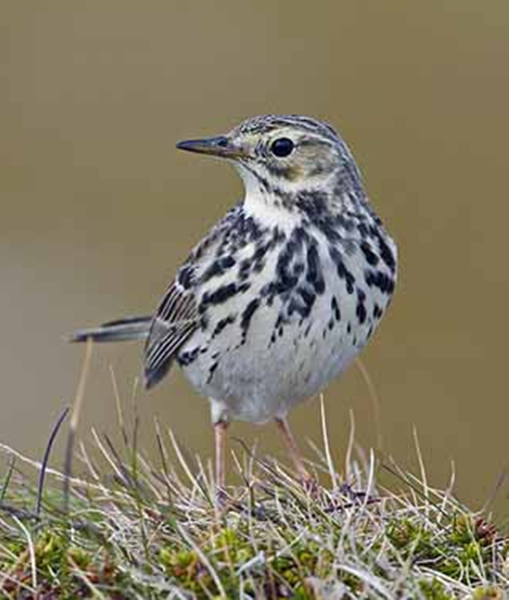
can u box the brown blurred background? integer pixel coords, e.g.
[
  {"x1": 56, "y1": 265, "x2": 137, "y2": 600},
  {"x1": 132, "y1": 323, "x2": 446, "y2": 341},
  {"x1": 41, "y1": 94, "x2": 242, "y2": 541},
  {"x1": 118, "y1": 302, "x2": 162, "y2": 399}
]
[{"x1": 1, "y1": 2, "x2": 508, "y2": 512}]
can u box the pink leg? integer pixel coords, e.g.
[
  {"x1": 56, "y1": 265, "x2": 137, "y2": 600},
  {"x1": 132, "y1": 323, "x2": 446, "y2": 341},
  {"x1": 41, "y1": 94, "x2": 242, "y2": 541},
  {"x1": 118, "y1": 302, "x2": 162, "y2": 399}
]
[
  {"x1": 275, "y1": 417, "x2": 313, "y2": 486},
  {"x1": 214, "y1": 421, "x2": 228, "y2": 491}
]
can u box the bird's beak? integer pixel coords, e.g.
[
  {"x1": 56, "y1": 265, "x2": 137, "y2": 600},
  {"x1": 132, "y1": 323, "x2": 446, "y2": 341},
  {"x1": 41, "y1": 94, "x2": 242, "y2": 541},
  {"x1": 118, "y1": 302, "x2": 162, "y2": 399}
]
[{"x1": 176, "y1": 135, "x2": 246, "y2": 160}]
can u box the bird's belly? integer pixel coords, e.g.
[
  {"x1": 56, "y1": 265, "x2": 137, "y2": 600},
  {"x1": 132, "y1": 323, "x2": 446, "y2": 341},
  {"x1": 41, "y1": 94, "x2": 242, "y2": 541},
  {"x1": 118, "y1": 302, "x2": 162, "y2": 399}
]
[{"x1": 179, "y1": 284, "x2": 380, "y2": 424}]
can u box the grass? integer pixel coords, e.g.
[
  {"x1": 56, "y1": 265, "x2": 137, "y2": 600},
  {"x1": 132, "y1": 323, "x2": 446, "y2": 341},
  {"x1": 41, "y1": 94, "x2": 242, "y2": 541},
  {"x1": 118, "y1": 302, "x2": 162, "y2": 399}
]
[
  {"x1": 0, "y1": 350, "x2": 507, "y2": 598},
  {"x1": 0, "y1": 417, "x2": 507, "y2": 598}
]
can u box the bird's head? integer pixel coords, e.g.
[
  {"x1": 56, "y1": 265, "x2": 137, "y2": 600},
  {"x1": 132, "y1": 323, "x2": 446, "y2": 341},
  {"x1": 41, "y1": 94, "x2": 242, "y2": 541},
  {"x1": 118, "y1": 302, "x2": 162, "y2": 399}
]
[{"x1": 177, "y1": 114, "x2": 364, "y2": 199}]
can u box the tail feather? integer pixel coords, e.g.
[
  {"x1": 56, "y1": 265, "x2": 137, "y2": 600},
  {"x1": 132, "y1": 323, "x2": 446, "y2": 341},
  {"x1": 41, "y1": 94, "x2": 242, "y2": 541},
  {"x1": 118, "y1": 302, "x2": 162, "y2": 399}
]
[{"x1": 67, "y1": 315, "x2": 152, "y2": 343}]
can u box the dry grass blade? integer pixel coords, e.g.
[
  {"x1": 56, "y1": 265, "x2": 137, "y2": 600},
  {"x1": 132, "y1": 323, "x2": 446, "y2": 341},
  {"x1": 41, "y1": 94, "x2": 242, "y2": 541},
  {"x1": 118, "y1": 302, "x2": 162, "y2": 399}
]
[
  {"x1": 63, "y1": 338, "x2": 93, "y2": 514},
  {"x1": 11, "y1": 516, "x2": 37, "y2": 590},
  {"x1": 110, "y1": 365, "x2": 128, "y2": 448},
  {"x1": 482, "y1": 464, "x2": 509, "y2": 516},
  {"x1": 0, "y1": 456, "x2": 16, "y2": 505},
  {"x1": 413, "y1": 426, "x2": 430, "y2": 519},
  {"x1": 355, "y1": 356, "x2": 384, "y2": 452},
  {"x1": 319, "y1": 394, "x2": 338, "y2": 490},
  {"x1": 175, "y1": 521, "x2": 227, "y2": 599},
  {"x1": 345, "y1": 409, "x2": 355, "y2": 481},
  {"x1": 35, "y1": 406, "x2": 69, "y2": 517}
]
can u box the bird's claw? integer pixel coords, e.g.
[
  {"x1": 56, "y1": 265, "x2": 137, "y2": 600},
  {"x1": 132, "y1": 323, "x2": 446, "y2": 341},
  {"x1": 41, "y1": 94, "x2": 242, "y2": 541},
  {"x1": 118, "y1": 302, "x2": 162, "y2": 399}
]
[{"x1": 301, "y1": 474, "x2": 320, "y2": 497}]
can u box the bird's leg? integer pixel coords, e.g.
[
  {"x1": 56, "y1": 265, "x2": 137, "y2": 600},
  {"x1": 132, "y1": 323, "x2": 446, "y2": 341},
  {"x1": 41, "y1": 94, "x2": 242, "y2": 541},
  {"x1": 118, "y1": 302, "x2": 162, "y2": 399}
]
[
  {"x1": 275, "y1": 417, "x2": 315, "y2": 488},
  {"x1": 214, "y1": 420, "x2": 228, "y2": 492}
]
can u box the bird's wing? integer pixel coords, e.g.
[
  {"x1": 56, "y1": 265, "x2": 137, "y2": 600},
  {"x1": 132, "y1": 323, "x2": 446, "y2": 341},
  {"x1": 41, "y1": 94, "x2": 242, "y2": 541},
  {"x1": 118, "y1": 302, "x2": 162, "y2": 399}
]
[
  {"x1": 144, "y1": 279, "x2": 199, "y2": 389},
  {"x1": 143, "y1": 203, "x2": 244, "y2": 390}
]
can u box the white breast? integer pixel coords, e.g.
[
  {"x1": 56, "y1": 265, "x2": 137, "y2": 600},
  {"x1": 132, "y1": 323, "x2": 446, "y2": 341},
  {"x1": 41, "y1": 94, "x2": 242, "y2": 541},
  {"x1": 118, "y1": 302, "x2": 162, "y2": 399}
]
[{"x1": 180, "y1": 248, "x2": 387, "y2": 425}]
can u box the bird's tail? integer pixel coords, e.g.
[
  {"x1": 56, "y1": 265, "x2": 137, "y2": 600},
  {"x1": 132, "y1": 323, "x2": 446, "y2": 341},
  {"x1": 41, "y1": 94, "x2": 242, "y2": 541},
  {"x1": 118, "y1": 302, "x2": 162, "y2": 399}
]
[{"x1": 67, "y1": 315, "x2": 152, "y2": 343}]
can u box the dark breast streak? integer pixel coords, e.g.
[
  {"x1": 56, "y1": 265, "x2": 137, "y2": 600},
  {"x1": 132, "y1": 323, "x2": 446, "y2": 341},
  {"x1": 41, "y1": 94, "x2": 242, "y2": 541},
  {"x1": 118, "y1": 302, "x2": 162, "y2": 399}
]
[{"x1": 176, "y1": 194, "x2": 396, "y2": 379}]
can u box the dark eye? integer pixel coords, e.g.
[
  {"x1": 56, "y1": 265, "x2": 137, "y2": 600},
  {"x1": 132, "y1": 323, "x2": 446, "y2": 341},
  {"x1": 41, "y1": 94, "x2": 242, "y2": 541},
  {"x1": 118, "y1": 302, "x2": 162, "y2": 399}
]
[{"x1": 270, "y1": 137, "x2": 294, "y2": 158}]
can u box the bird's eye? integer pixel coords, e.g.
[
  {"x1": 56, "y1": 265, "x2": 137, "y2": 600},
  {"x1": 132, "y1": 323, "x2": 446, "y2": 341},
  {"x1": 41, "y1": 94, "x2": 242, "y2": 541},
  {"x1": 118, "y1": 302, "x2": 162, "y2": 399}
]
[{"x1": 270, "y1": 137, "x2": 294, "y2": 158}]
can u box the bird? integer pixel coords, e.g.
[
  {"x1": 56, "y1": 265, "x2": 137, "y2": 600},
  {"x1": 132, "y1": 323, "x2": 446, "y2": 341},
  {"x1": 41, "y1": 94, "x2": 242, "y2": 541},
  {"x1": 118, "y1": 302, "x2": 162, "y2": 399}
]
[{"x1": 69, "y1": 114, "x2": 397, "y2": 491}]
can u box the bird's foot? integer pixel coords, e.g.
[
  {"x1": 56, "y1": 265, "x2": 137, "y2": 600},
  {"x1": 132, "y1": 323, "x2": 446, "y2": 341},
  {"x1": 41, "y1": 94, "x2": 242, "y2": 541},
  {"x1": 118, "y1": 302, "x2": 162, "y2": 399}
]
[
  {"x1": 300, "y1": 472, "x2": 320, "y2": 497},
  {"x1": 215, "y1": 485, "x2": 228, "y2": 507}
]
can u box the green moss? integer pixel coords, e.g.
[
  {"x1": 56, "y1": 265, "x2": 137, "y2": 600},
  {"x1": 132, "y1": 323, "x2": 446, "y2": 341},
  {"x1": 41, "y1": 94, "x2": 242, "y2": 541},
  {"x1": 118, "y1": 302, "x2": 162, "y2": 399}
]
[
  {"x1": 471, "y1": 585, "x2": 505, "y2": 600},
  {"x1": 385, "y1": 511, "x2": 501, "y2": 588},
  {"x1": 418, "y1": 578, "x2": 454, "y2": 600},
  {"x1": 387, "y1": 517, "x2": 440, "y2": 562},
  {"x1": 161, "y1": 547, "x2": 199, "y2": 579},
  {"x1": 35, "y1": 530, "x2": 68, "y2": 573}
]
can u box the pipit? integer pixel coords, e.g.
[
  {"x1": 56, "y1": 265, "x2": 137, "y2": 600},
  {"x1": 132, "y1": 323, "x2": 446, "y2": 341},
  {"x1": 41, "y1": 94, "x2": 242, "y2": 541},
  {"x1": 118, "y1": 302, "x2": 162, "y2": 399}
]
[{"x1": 70, "y1": 114, "x2": 397, "y2": 490}]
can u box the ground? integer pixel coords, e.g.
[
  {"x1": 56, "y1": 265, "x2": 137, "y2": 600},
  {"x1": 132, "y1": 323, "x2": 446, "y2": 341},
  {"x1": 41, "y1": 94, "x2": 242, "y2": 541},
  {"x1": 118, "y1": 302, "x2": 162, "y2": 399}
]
[{"x1": 0, "y1": 407, "x2": 507, "y2": 599}]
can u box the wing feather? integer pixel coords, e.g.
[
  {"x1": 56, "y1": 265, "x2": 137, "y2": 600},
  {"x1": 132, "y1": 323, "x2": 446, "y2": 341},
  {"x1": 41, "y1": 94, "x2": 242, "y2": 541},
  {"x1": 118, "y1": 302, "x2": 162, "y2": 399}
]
[
  {"x1": 143, "y1": 204, "x2": 244, "y2": 390},
  {"x1": 144, "y1": 280, "x2": 199, "y2": 389}
]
